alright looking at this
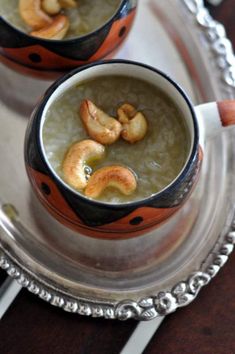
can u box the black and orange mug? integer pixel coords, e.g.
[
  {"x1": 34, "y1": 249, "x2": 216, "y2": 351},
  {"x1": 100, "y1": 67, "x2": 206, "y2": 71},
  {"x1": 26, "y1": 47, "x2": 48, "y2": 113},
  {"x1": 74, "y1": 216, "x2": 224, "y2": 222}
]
[
  {"x1": 0, "y1": 0, "x2": 137, "y2": 78},
  {"x1": 24, "y1": 60, "x2": 235, "y2": 239}
]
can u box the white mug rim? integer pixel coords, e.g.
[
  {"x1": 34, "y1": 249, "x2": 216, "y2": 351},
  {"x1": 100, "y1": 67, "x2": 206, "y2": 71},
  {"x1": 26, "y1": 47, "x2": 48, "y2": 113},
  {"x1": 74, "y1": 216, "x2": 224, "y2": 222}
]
[{"x1": 36, "y1": 59, "x2": 199, "y2": 209}]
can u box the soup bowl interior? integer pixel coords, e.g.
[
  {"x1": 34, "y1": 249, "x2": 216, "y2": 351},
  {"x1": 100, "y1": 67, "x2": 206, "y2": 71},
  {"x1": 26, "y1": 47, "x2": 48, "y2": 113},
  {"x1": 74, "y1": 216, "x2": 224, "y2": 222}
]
[
  {"x1": 40, "y1": 60, "x2": 196, "y2": 205},
  {"x1": 0, "y1": 0, "x2": 124, "y2": 40}
]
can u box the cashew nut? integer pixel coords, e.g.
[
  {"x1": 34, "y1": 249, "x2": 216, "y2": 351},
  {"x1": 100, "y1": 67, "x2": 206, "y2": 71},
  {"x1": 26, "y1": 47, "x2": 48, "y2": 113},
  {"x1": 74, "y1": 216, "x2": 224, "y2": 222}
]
[
  {"x1": 117, "y1": 103, "x2": 136, "y2": 122},
  {"x1": 41, "y1": 0, "x2": 61, "y2": 15},
  {"x1": 30, "y1": 14, "x2": 69, "y2": 39},
  {"x1": 62, "y1": 139, "x2": 105, "y2": 190},
  {"x1": 79, "y1": 100, "x2": 122, "y2": 145},
  {"x1": 19, "y1": 0, "x2": 52, "y2": 30},
  {"x1": 59, "y1": 0, "x2": 77, "y2": 8},
  {"x1": 85, "y1": 166, "x2": 137, "y2": 198},
  {"x1": 118, "y1": 103, "x2": 148, "y2": 143},
  {"x1": 41, "y1": 0, "x2": 77, "y2": 15}
]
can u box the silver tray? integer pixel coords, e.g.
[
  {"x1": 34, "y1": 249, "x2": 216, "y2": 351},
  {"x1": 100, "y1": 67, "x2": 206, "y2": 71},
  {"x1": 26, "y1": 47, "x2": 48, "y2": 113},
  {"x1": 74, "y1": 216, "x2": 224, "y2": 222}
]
[{"x1": 0, "y1": 0, "x2": 235, "y2": 321}]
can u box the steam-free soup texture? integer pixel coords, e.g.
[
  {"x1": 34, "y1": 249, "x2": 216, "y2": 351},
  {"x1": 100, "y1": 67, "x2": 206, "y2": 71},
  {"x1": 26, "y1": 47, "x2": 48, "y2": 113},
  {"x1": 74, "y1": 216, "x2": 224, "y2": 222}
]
[
  {"x1": 0, "y1": 0, "x2": 121, "y2": 39},
  {"x1": 43, "y1": 76, "x2": 189, "y2": 203}
]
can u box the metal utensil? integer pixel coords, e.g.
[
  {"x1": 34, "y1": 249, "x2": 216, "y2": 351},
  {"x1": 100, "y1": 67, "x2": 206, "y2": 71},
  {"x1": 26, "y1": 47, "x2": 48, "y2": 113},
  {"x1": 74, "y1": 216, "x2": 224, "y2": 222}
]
[
  {"x1": 120, "y1": 317, "x2": 165, "y2": 354},
  {"x1": 0, "y1": 277, "x2": 21, "y2": 319},
  {"x1": 207, "y1": 0, "x2": 223, "y2": 5}
]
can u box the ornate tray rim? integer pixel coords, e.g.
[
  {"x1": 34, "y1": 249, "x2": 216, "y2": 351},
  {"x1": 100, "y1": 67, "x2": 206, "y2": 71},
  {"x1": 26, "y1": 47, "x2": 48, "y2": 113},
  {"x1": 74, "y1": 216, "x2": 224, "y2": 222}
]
[
  {"x1": 1, "y1": 223, "x2": 235, "y2": 320},
  {"x1": 0, "y1": 0, "x2": 235, "y2": 321}
]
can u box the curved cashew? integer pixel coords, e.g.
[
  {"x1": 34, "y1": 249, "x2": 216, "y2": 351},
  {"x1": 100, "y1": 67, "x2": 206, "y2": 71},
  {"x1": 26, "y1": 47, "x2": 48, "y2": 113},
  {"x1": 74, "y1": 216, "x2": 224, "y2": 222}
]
[
  {"x1": 79, "y1": 100, "x2": 122, "y2": 145},
  {"x1": 117, "y1": 103, "x2": 136, "y2": 122},
  {"x1": 85, "y1": 166, "x2": 137, "y2": 198},
  {"x1": 41, "y1": 0, "x2": 61, "y2": 15},
  {"x1": 62, "y1": 140, "x2": 105, "y2": 190},
  {"x1": 30, "y1": 14, "x2": 69, "y2": 39},
  {"x1": 19, "y1": 0, "x2": 52, "y2": 30},
  {"x1": 59, "y1": 0, "x2": 77, "y2": 8},
  {"x1": 41, "y1": 0, "x2": 77, "y2": 15},
  {"x1": 118, "y1": 103, "x2": 148, "y2": 143}
]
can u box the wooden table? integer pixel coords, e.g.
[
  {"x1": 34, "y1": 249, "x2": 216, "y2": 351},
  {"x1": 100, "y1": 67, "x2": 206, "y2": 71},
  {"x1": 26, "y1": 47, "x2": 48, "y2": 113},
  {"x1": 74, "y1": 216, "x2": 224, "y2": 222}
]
[{"x1": 1, "y1": 2, "x2": 235, "y2": 353}]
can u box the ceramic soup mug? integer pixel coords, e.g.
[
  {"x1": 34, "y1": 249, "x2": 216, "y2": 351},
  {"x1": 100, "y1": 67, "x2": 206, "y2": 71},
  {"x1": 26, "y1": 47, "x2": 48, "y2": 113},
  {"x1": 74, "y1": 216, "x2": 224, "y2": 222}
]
[
  {"x1": 0, "y1": 0, "x2": 136, "y2": 78},
  {"x1": 24, "y1": 60, "x2": 235, "y2": 239}
]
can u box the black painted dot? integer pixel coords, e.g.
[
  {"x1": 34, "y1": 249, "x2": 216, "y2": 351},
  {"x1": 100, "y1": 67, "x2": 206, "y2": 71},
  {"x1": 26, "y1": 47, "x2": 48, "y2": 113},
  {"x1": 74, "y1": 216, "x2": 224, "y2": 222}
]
[
  {"x1": 28, "y1": 53, "x2": 42, "y2": 63},
  {"x1": 129, "y1": 216, "x2": 143, "y2": 225},
  {"x1": 41, "y1": 182, "x2": 51, "y2": 196},
  {"x1": 119, "y1": 26, "x2": 126, "y2": 37}
]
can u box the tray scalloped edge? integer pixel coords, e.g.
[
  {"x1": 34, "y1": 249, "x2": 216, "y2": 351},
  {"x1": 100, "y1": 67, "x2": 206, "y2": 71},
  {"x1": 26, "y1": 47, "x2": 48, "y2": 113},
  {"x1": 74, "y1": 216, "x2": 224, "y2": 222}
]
[
  {"x1": 183, "y1": 0, "x2": 235, "y2": 90},
  {"x1": 0, "y1": 220, "x2": 234, "y2": 320}
]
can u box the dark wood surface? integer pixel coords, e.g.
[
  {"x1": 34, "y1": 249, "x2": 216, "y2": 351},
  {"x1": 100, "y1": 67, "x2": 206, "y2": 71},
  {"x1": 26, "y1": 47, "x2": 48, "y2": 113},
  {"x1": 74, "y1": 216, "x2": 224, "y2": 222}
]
[{"x1": 1, "y1": 2, "x2": 235, "y2": 354}]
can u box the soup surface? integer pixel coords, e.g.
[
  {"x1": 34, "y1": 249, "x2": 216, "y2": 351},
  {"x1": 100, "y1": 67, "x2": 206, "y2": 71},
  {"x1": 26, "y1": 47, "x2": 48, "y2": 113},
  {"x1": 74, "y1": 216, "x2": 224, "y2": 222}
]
[
  {"x1": 0, "y1": 0, "x2": 121, "y2": 39},
  {"x1": 43, "y1": 76, "x2": 190, "y2": 203}
]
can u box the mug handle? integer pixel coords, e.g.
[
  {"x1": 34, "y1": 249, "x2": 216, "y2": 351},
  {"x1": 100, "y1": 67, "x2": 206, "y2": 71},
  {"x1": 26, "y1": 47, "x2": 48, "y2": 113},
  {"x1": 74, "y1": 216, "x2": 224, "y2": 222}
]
[{"x1": 195, "y1": 100, "x2": 235, "y2": 146}]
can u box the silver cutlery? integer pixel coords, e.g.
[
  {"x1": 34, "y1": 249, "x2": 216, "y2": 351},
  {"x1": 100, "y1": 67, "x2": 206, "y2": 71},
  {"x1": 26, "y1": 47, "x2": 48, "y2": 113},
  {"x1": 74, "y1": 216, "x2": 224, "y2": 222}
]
[
  {"x1": 120, "y1": 316, "x2": 165, "y2": 354},
  {"x1": 0, "y1": 276, "x2": 21, "y2": 319}
]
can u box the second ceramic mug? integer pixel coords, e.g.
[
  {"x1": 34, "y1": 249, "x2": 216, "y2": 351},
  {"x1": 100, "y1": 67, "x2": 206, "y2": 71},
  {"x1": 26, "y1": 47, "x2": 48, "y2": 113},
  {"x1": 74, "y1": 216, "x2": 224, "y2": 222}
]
[
  {"x1": 24, "y1": 60, "x2": 235, "y2": 239},
  {"x1": 0, "y1": 0, "x2": 137, "y2": 78}
]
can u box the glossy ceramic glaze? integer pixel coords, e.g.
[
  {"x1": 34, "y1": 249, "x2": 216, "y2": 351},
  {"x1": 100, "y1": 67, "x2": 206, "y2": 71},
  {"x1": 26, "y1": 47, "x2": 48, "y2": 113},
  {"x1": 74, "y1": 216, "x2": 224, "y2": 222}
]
[{"x1": 0, "y1": 0, "x2": 137, "y2": 77}]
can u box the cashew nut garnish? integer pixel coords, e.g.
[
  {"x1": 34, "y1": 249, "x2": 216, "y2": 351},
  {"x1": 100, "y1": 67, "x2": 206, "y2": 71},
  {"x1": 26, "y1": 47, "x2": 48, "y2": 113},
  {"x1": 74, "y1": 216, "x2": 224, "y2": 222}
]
[
  {"x1": 79, "y1": 100, "x2": 122, "y2": 145},
  {"x1": 41, "y1": 0, "x2": 61, "y2": 15},
  {"x1": 85, "y1": 166, "x2": 137, "y2": 198},
  {"x1": 41, "y1": 0, "x2": 77, "y2": 15},
  {"x1": 59, "y1": 0, "x2": 77, "y2": 8},
  {"x1": 30, "y1": 14, "x2": 69, "y2": 39},
  {"x1": 19, "y1": 0, "x2": 52, "y2": 30},
  {"x1": 62, "y1": 140, "x2": 105, "y2": 190},
  {"x1": 118, "y1": 103, "x2": 148, "y2": 143}
]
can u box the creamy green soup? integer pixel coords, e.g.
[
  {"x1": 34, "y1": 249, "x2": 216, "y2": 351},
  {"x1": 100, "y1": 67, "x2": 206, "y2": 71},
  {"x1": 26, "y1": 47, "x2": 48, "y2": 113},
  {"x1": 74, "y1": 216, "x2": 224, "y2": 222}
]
[{"x1": 43, "y1": 76, "x2": 190, "y2": 203}]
